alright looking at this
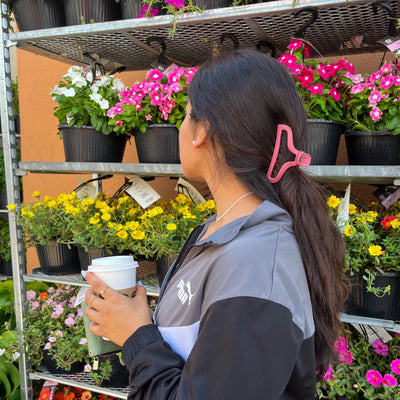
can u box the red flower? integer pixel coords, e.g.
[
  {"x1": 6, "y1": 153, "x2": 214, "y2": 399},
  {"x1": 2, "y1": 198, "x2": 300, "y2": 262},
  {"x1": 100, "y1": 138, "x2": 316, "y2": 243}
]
[
  {"x1": 39, "y1": 388, "x2": 51, "y2": 400},
  {"x1": 381, "y1": 216, "x2": 398, "y2": 229},
  {"x1": 297, "y1": 68, "x2": 314, "y2": 88},
  {"x1": 39, "y1": 292, "x2": 49, "y2": 300}
]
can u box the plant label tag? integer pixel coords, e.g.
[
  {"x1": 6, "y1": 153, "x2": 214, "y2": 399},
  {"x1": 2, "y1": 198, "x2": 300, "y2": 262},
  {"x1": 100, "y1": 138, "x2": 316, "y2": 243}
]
[
  {"x1": 163, "y1": 63, "x2": 179, "y2": 77},
  {"x1": 352, "y1": 324, "x2": 393, "y2": 344},
  {"x1": 125, "y1": 176, "x2": 161, "y2": 209},
  {"x1": 337, "y1": 183, "x2": 351, "y2": 232},
  {"x1": 74, "y1": 286, "x2": 88, "y2": 307},
  {"x1": 175, "y1": 178, "x2": 206, "y2": 205},
  {"x1": 382, "y1": 187, "x2": 400, "y2": 209},
  {"x1": 75, "y1": 177, "x2": 98, "y2": 200},
  {"x1": 378, "y1": 36, "x2": 400, "y2": 58}
]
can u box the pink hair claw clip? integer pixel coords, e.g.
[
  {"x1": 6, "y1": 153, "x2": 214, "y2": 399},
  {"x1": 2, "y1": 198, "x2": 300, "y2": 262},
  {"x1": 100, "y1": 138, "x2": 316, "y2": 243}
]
[{"x1": 266, "y1": 124, "x2": 311, "y2": 183}]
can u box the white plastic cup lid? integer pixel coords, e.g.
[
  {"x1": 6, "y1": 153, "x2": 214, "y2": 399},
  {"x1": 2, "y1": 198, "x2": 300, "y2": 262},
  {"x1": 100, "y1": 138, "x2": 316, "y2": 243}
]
[{"x1": 91, "y1": 255, "x2": 135, "y2": 267}]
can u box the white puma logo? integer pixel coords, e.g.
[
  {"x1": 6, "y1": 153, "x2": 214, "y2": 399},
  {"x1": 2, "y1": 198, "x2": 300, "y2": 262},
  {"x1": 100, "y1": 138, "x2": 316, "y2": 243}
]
[{"x1": 177, "y1": 279, "x2": 195, "y2": 305}]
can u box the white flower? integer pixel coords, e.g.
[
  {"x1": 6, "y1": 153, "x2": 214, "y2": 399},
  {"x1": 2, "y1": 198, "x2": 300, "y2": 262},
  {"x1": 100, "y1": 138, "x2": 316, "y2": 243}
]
[
  {"x1": 71, "y1": 74, "x2": 87, "y2": 88},
  {"x1": 66, "y1": 112, "x2": 73, "y2": 124},
  {"x1": 0, "y1": 348, "x2": 5, "y2": 356},
  {"x1": 86, "y1": 70, "x2": 93, "y2": 83},
  {"x1": 63, "y1": 65, "x2": 83, "y2": 79},
  {"x1": 96, "y1": 75, "x2": 111, "y2": 87},
  {"x1": 58, "y1": 87, "x2": 76, "y2": 97},
  {"x1": 84, "y1": 364, "x2": 91, "y2": 372},
  {"x1": 12, "y1": 352, "x2": 20, "y2": 361},
  {"x1": 113, "y1": 78, "x2": 125, "y2": 92},
  {"x1": 99, "y1": 99, "x2": 109, "y2": 110},
  {"x1": 89, "y1": 92, "x2": 102, "y2": 103}
]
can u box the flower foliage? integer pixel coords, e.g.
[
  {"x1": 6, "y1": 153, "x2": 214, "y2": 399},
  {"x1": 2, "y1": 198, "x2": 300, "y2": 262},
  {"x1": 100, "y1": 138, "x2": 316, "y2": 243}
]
[
  {"x1": 51, "y1": 65, "x2": 126, "y2": 136},
  {"x1": 345, "y1": 62, "x2": 400, "y2": 134},
  {"x1": 107, "y1": 66, "x2": 197, "y2": 134},
  {"x1": 277, "y1": 39, "x2": 353, "y2": 122},
  {"x1": 327, "y1": 195, "x2": 400, "y2": 296},
  {"x1": 317, "y1": 326, "x2": 400, "y2": 399},
  {"x1": 25, "y1": 285, "x2": 89, "y2": 371}
]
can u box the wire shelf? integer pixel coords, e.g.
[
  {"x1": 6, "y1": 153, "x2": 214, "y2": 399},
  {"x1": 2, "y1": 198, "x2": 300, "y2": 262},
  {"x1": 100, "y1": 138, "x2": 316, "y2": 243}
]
[{"x1": 9, "y1": 0, "x2": 399, "y2": 71}]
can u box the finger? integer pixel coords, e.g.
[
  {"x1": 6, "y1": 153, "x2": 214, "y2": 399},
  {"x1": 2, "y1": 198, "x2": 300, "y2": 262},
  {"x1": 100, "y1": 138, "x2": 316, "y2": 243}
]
[
  {"x1": 135, "y1": 283, "x2": 147, "y2": 298},
  {"x1": 85, "y1": 272, "x2": 114, "y2": 298}
]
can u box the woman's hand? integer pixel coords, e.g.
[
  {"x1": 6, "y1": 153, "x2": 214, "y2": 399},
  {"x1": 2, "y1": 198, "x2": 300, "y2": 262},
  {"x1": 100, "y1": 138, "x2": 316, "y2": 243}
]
[{"x1": 84, "y1": 272, "x2": 153, "y2": 346}]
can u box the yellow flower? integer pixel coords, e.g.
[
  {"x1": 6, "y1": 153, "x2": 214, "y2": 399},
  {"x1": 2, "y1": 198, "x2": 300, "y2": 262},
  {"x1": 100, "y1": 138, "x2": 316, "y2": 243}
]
[
  {"x1": 107, "y1": 222, "x2": 114, "y2": 228},
  {"x1": 205, "y1": 200, "x2": 216, "y2": 210},
  {"x1": 27, "y1": 211, "x2": 34, "y2": 218},
  {"x1": 391, "y1": 219, "x2": 400, "y2": 229},
  {"x1": 368, "y1": 245, "x2": 382, "y2": 256},
  {"x1": 344, "y1": 225, "x2": 356, "y2": 237},
  {"x1": 327, "y1": 195, "x2": 340, "y2": 209},
  {"x1": 176, "y1": 194, "x2": 189, "y2": 204},
  {"x1": 166, "y1": 223, "x2": 177, "y2": 231},
  {"x1": 116, "y1": 230, "x2": 128, "y2": 239},
  {"x1": 147, "y1": 206, "x2": 164, "y2": 218},
  {"x1": 6, "y1": 204, "x2": 16, "y2": 211},
  {"x1": 101, "y1": 213, "x2": 111, "y2": 222},
  {"x1": 348, "y1": 204, "x2": 357, "y2": 215},
  {"x1": 115, "y1": 224, "x2": 123, "y2": 231},
  {"x1": 89, "y1": 217, "x2": 100, "y2": 225},
  {"x1": 126, "y1": 220, "x2": 140, "y2": 230},
  {"x1": 197, "y1": 203, "x2": 206, "y2": 212},
  {"x1": 32, "y1": 190, "x2": 40, "y2": 198},
  {"x1": 43, "y1": 195, "x2": 53, "y2": 203},
  {"x1": 47, "y1": 200, "x2": 56, "y2": 208},
  {"x1": 131, "y1": 230, "x2": 145, "y2": 240},
  {"x1": 365, "y1": 211, "x2": 378, "y2": 222}
]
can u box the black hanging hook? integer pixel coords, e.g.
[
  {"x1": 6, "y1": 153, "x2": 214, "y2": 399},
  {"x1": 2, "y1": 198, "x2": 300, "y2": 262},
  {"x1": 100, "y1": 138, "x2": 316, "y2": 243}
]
[
  {"x1": 82, "y1": 52, "x2": 106, "y2": 80},
  {"x1": 256, "y1": 40, "x2": 276, "y2": 58},
  {"x1": 219, "y1": 32, "x2": 240, "y2": 50},
  {"x1": 146, "y1": 36, "x2": 169, "y2": 67},
  {"x1": 293, "y1": 7, "x2": 318, "y2": 39},
  {"x1": 372, "y1": 1, "x2": 396, "y2": 36},
  {"x1": 110, "y1": 66, "x2": 127, "y2": 75},
  {"x1": 72, "y1": 174, "x2": 114, "y2": 194}
]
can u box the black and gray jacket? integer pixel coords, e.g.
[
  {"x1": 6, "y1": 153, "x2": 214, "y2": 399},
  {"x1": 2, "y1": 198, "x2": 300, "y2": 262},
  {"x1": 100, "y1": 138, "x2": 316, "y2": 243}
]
[{"x1": 121, "y1": 200, "x2": 316, "y2": 399}]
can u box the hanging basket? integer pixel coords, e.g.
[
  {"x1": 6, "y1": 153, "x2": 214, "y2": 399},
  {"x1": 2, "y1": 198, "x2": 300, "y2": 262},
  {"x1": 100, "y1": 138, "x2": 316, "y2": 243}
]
[
  {"x1": 345, "y1": 271, "x2": 400, "y2": 321},
  {"x1": 10, "y1": 0, "x2": 66, "y2": 31},
  {"x1": 35, "y1": 241, "x2": 81, "y2": 275},
  {"x1": 134, "y1": 124, "x2": 180, "y2": 163},
  {"x1": 59, "y1": 125, "x2": 127, "y2": 163},
  {"x1": 344, "y1": 131, "x2": 400, "y2": 165},
  {"x1": 304, "y1": 119, "x2": 344, "y2": 165},
  {"x1": 63, "y1": 0, "x2": 122, "y2": 25},
  {"x1": 156, "y1": 254, "x2": 176, "y2": 287}
]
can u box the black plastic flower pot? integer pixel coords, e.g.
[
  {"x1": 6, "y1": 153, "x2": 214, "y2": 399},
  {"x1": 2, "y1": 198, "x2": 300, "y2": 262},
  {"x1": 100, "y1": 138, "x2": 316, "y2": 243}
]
[
  {"x1": 92, "y1": 352, "x2": 129, "y2": 388},
  {"x1": 40, "y1": 350, "x2": 86, "y2": 374},
  {"x1": 120, "y1": 0, "x2": 165, "y2": 18},
  {"x1": 35, "y1": 241, "x2": 81, "y2": 275},
  {"x1": 193, "y1": 0, "x2": 230, "y2": 8},
  {"x1": 344, "y1": 131, "x2": 400, "y2": 165},
  {"x1": 0, "y1": 191, "x2": 8, "y2": 221},
  {"x1": 77, "y1": 245, "x2": 109, "y2": 271},
  {"x1": 63, "y1": 0, "x2": 122, "y2": 25},
  {"x1": 156, "y1": 254, "x2": 176, "y2": 287},
  {"x1": 0, "y1": 259, "x2": 12, "y2": 276},
  {"x1": 60, "y1": 125, "x2": 127, "y2": 163},
  {"x1": 134, "y1": 124, "x2": 180, "y2": 163},
  {"x1": 10, "y1": 0, "x2": 66, "y2": 31},
  {"x1": 345, "y1": 271, "x2": 400, "y2": 321},
  {"x1": 304, "y1": 119, "x2": 344, "y2": 165}
]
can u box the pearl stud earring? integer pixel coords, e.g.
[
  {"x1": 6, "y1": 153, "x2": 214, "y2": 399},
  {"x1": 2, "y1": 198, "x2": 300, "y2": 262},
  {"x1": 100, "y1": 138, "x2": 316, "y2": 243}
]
[{"x1": 192, "y1": 140, "x2": 196, "y2": 145}]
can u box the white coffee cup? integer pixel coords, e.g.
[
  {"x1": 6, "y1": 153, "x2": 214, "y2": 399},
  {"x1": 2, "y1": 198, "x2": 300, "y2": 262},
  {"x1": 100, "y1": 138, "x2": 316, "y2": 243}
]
[{"x1": 87, "y1": 255, "x2": 139, "y2": 294}]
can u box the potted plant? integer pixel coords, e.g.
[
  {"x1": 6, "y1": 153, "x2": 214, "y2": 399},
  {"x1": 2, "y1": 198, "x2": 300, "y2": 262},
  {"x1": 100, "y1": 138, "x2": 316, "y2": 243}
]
[
  {"x1": 317, "y1": 325, "x2": 400, "y2": 399},
  {"x1": 327, "y1": 195, "x2": 400, "y2": 320},
  {"x1": 51, "y1": 65, "x2": 128, "y2": 162},
  {"x1": 24, "y1": 284, "x2": 90, "y2": 373},
  {"x1": 7, "y1": 191, "x2": 81, "y2": 274},
  {"x1": 135, "y1": 194, "x2": 216, "y2": 285},
  {"x1": 344, "y1": 61, "x2": 400, "y2": 165},
  {"x1": 107, "y1": 66, "x2": 198, "y2": 163},
  {"x1": 277, "y1": 39, "x2": 353, "y2": 165}
]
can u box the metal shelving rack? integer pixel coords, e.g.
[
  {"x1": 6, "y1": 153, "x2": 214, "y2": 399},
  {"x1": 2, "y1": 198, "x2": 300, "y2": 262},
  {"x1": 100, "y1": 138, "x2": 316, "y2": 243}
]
[{"x1": 1, "y1": 0, "x2": 399, "y2": 398}]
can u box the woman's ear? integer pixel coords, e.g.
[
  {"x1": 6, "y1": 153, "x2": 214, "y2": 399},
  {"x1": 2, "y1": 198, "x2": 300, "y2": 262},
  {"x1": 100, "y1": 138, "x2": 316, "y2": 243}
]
[{"x1": 192, "y1": 120, "x2": 209, "y2": 149}]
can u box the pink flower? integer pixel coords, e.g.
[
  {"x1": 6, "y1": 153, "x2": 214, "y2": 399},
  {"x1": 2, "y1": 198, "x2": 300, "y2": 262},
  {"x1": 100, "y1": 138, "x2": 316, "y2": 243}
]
[
  {"x1": 287, "y1": 39, "x2": 303, "y2": 51},
  {"x1": 290, "y1": 64, "x2": 303, "y2": 75},
  {"x1": 183, "y1": 67, "x2": 198, "y2": 84},
  {"x1": 44, "y1": 342, "x2": 51, "y2": 350},
  {"x1": 380, "y1": 75, "x2": 394, "y2": 90},
  {"x1": 382, "y1": 374, "x2": 398, "y2": 386},
  {"x1": 372, "y1": 338, "x2": 389, "y2": 355},
  {"x1": 84, "y1": 364, "x2": 91, "y2": 372},
  {"x1": 317, "y1": 64, "x2": 331, "y2": 80},
  {"x1": 345, "y1": 72, "x2": 363, "y2": 84},
  {"x1": 145, "y1": 114, "x2": 152, "y2": 121},
  {"x1": 165, "y1": 0, "x2": 185, "y2": 9},
  {"x1": 370, "y1": 71, "x2": 383, "y2": 84},
  {"x1": 351, "y1": 83, "x2": 366, "y2": 94},
  {"x1": 366, "y1": 370, "x2": 383, "y2": 386},
  {"x1": 168, "y1": 67, "x2": 185, "y2": 85},
  {"x1": 65, "y1": 317, "x2": 75, "y2": 326},
  {"x1": 307, "y1": 83, "x2": 324, "y2": 95},
  {"x1": 27, "y1": 290, "x2": 36, "y2": 301},
  {"x1": 394, "y1": 76, "x2": 400, "y2": 87},
  {"x1": 297, "y1": 68, "x2": 314, "y2": 88},
  {"x1": 48, "y1": 336, "x2": 57, "y2": 343},
  {"x1": 79, "y1": 338, "x2": 87, "y2": 345},
  {"x1": 107, "y1": 105, "x2": 124, "y2": 117},
  {"x1": 370, "y1": 106, "x2": 382, "y2": 121},
  {"x1": 277, "y1": 54, "x2": 297, "y2": 68},
  {"x1": 136, "y1": 4, "x2": 159, "y2": 17},
  {"x1": 334, "y1": 337, "x2": 347, "y2": 353},
  {"x1": 329, "y1": 86, "x2": 341, "y2": 101},
  {"x1": 115, "y1": 121, "x2": 123, "y2": 126},
  {"x1": 323, "y1": 364, "x2": 334, "y2": 380},
  {"x1": 344, "y1": 60, "x2": 355, "y2": 74},
  {"x1": 380, "y1": 63, "x2": 393, "y2": 74},
  {"x1": 368, "y1": 90, "x2": 383, "y2": 104},
  {"x1": 390, "y1": 359, "x2": 400, "y2": 375},
  {"x1": 149, "y1": 91, "x2": 164, "y2": 106},
  {"x1": 147, "y1": 69, "x2": 164, "y2": 82},
  {"x1": 170, "y1": 83, "x2": 182, "y2": 93},
  {"x1": 338, "y1": 349, "x2": 353, "y2": 364}
]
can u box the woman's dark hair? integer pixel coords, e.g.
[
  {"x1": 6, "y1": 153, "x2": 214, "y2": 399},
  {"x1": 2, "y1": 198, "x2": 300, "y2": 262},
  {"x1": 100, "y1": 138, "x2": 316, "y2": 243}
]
[{"x1": 188, "y1": 49, "x2": 349, "y2": 378}]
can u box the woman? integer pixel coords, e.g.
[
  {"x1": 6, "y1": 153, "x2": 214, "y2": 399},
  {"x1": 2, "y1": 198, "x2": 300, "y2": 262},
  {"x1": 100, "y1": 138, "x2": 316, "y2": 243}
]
[{"x1": 85, "y1": 50, "x2": 349, "y2": 399}]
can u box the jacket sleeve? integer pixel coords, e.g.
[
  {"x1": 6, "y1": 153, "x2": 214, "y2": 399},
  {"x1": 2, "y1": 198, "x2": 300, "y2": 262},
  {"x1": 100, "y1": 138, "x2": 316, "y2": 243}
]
[{"x1": 121, "y1": 296, "x2": 315, "y2": 400}]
